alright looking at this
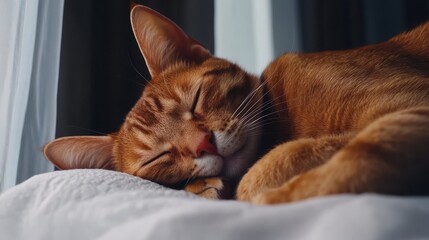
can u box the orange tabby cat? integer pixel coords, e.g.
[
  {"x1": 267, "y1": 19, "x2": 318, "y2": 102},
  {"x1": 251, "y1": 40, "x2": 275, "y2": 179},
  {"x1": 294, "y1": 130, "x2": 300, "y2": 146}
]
[{"x1": 44, "y1": 5, "x2": 429, "y2": 204}]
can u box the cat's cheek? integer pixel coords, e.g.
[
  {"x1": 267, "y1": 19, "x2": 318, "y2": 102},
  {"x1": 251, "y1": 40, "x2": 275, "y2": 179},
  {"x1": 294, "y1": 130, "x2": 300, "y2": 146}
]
[{"x1": 193, "y1": 155, "x2": 223, "y2": 177}]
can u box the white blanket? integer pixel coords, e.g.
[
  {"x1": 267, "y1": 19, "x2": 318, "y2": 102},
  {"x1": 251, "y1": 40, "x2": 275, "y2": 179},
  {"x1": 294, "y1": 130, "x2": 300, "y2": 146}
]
[{"x1": 1, "y1": 169, "x2": 428, "y2": 240}]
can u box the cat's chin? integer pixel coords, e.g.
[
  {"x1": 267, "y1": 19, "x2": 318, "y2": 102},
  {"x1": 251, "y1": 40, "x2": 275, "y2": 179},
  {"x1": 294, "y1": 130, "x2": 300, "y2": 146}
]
[{"x1": 194, "y1": 154, "x2": 224, "y2": 177}]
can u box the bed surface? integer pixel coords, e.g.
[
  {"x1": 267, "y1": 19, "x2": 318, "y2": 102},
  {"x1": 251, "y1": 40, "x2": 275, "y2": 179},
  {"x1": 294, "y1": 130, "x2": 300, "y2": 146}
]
[{"x1": 1, "y1": 169, "x2": 428, "y2": 240}]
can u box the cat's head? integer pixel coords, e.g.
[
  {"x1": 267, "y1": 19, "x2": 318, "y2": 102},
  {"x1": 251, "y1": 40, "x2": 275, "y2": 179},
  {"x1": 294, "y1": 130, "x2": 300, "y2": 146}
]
[{"x1": 43, "y1": 5, "x2": 265, "y2": 186}]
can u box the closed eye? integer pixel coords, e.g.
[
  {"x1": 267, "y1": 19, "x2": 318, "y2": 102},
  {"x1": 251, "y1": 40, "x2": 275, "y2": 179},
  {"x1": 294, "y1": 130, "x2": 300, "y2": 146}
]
[
  {"x1": 190, "y1": 85, "x2": 202, "y2": 114},
  {"x1": 142, "y1": 151, "x2": 170, "y2": 167}
]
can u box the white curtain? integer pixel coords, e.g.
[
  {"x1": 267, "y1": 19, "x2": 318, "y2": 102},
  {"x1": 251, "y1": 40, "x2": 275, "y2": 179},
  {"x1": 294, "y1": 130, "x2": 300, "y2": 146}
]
[
  {"x1": 0, "y1": 0, "x2": 64, "y2": 192},
  {"x1": 215, "y1": 0, "x2": 301, "y2": 75}
]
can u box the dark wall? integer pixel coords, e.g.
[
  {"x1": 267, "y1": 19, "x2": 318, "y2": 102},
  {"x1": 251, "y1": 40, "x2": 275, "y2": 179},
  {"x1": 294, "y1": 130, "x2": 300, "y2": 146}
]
[
  {"x1": 56, "y1": 0, "x2": 214, "y2": 137},
  {"x1": 299, "y1": 0, "x2": 429, "y2": 52}
]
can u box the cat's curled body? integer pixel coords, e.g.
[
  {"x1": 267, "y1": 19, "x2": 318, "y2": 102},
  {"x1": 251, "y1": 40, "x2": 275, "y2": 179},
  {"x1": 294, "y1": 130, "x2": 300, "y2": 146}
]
[
  {"x1": 43, "y1": 5, "x2": 429, "y2": 204},
  {"x1": 238, "y1": 25, "x2": 429, "y2": 203}
]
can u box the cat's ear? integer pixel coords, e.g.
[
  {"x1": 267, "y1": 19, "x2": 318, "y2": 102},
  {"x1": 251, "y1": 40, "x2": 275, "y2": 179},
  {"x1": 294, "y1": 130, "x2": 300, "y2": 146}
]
[
  {"x1": 130, "y1": 5, "x2": 211, "y2": 77},
  {"x1": 43, "y1": 136, "x2": 115, "y2": 170}
]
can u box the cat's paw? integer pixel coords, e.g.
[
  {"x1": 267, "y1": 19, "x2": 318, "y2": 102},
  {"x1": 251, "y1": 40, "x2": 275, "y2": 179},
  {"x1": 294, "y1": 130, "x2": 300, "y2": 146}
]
[
  {"x1": 236, "y1": 156, "x2": 280, "y2": 202},
  {"x1": 236, "y1": 176, "x2": 259, "y2": 202},
  {"x1": 251, "y1": 191, "x2": 282, "y2": 205},
  {"x1": 237, "y1": 167, "x2": 287, "y2": 202},
  {"x1": 251, "y1": 170, "x2": 334, "y2": 205},
  {"x1": 236, "y1": 149, "x2": 286, "y2": 202},
  {"x1": 184, "y1": 177, "x2": 231, "y2": 200},
  {"x1": 251, "y1": 188, "x2": 294, "y2": 205}
]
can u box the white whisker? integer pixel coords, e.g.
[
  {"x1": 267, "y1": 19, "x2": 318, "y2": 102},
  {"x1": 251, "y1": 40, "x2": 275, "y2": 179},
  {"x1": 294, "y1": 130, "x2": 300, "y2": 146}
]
[
  {"x1": 231, "y1": 81, "x2": 267, "y2": 119},
  {"x1": 245, "y1": 109, "x2": 287, "y2": 128},
  {"x1": 241, "y1": 99, "x2": 286, "y2": 127},
  {"x1": 240, "y1": 95, "x2": 285, "y2": 124},
  {"x1": 236, "y1": 76, "x2": 284, "y2": 122}
]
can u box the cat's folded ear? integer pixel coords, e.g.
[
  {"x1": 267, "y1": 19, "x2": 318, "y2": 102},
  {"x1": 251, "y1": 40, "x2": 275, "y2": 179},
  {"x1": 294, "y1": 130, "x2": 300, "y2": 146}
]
[
  {"x1": 43, "y1": 136, "x2": 115, "y2": 170},
  {"x1": 130, "y1": 5, "x2": 212, "y2": 77}
]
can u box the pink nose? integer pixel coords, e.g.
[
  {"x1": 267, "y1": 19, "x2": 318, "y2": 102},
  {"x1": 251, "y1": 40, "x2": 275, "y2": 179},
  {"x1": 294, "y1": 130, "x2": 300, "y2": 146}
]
[{"x1": 195, "y1": 134, "x2": 217, "y2": 157}]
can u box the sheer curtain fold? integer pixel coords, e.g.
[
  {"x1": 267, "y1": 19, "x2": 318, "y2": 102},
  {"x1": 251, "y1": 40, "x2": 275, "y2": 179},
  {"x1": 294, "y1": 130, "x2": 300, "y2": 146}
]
[
  {"x1": 215, "y1": 0, "x2": 301, "y2": 75},
  {"x1": 0, "y1": 0, "x2": 64, "y2": 192}
]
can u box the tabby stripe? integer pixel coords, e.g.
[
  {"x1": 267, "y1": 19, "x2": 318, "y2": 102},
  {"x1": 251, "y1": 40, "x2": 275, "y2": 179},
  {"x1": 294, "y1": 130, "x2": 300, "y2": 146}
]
[
  {"x1": 145, "y1": 101, "x2": 155, "y2": 112},
  {"x1": 131, "y1": 122, "x2": 152, "y2": 135},
  {"x1": 159, "y1": 89, "x2": 180, "y2": 104},
  {"x1": 203, "y1": 64, "x2": 239, "y2": 77},
  {"x1": 146, "y1": 94, "x2": 164, "y2": 112},
  {"x1": 142, "y1": 110, "x2": 159, "y2": 126},
  {"x1": 133, "y1": 114, "x2": 147, "y2": 125},
  {"x1": 134, "y1": 110, "x2": 159, "y2": 126},
  {"x1": 136, "y1": 140, "x2": 152, "y2": 151},
  {"x1": 152, "y1": 160, "x2": 175, "y2": 169},
  {"x1": 225, "y1": 77, "x2": 252, "y2": 101},
  {"x1": 152, "y1": 96, "x2": 164, "y2": 112}
]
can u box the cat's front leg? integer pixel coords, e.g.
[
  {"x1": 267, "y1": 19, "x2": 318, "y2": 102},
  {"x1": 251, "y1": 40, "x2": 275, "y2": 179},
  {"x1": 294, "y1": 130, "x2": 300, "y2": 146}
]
[
  {"x1": 184, "y1": 177, "x2": 231, "y2": 200},
  {"x1": 250, "y1": 149, "x2": 366, "y2": 204},
  {"x1": 253, "y1": 107, "x2": 429, "y2": 204},
  {"x1": 250, "y1": 168, "x2": 331, "y2": 204},
  {"x1": 237, "y1": 133, "x2": 353, "y2": 201}
]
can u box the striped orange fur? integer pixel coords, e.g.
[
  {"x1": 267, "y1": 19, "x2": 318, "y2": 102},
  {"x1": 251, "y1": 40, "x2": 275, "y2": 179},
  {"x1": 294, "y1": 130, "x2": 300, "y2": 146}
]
[
  {"x1": 44, "y1": 5, "x2": 429, "y2": 203},
  {"x1": 44, "y1": 6, "x2": 265, "y2": 197}
]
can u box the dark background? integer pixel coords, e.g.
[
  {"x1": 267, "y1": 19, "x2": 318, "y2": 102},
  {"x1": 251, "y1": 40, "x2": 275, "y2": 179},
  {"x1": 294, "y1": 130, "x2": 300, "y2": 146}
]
[
  {"x1": 57, "y1": 0, "x2": 215, "y2": 137},
  {"x1": 56, "y1": 0, "x2": 429, "y2": 138}
]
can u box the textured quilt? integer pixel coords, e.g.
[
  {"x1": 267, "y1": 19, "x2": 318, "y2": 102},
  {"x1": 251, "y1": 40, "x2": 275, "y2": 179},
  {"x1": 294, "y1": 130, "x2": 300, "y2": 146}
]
[{"x1": 1, "y1": 169, "x2": 428, "y2": 240}]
